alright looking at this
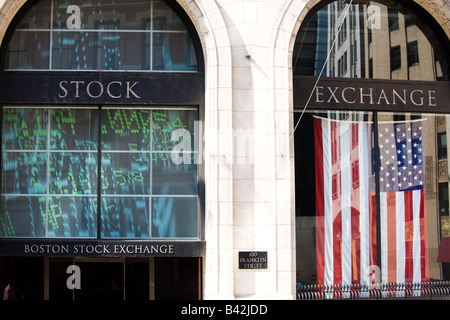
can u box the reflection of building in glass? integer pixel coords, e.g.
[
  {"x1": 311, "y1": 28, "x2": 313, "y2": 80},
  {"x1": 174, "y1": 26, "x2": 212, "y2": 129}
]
[
  {"x1": 1, "y1": 108, "x2": 199, "y2": 239},
  {"x1": 294, "y1": 1, "x2": 447, "y2": 82},
  {"x1": 293, "y1": 0, "x2": 450, "y2": 285},
  {"x1": 363, "y1": 2, "x2": 444, "y2": 81},
  {"x1": 326, "y1": 1, "x2": 364, "y2": 78},
  {"x1": 4, "y1": 0, "x2": 197, "y2": 71}
]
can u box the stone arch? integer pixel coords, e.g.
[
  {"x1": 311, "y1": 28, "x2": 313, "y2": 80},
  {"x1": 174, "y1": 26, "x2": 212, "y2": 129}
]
[
  {"x1": 268, "y1": 0, "x2": 449, "y2": 297},
  {"x1": 0, "y1": 0, "x2": 233, "y2": 74},
  {"x1": 0, "y1": 0, "x2": 27, "y2": 45},
  {"x1": 0, "y1": 0, "x2": 234, "y2": 299},
  {"x1": 289, "y1": 0, "x2": 449, "y2": 57}
]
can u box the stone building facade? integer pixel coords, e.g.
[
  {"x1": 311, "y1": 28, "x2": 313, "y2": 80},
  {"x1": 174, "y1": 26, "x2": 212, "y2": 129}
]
[{"x1": 0, "y1": 0, "x2": 448, "y2": 300}]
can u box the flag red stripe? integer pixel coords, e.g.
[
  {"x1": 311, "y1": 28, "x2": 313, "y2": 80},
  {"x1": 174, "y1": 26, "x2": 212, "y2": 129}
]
[
  {"x1": 420, "y1": 188, "x2": 429, "y2": 281},
  {"x1": 314, "y1": 117, "x2": 325, "y2": 285},
  {"x1": 370, "y1": 193, "x2": 377, "y2": 279}
]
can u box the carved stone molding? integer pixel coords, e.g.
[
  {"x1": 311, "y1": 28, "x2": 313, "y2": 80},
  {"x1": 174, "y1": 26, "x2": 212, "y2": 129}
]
[
  {"x1": 438, "y1": 159, "x2": 448, "y2": 183},
  {"x1": 414, "y1": 0, "x2": 450, "y2": 38},
  {"x1": 0, "y1": 0, "x2": 26, "y2": 46}
]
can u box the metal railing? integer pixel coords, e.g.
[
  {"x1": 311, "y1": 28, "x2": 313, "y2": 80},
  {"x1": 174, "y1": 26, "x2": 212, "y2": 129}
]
[{"x1": 297, "y1": 281, "x2": 450, "y2": 300}]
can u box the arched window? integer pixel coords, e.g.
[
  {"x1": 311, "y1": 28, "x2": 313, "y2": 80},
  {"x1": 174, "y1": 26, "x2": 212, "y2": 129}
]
[
  {"x1": 293, "y1": 0, "x2": 449, "y2": 81},
  {"x1": 4, "y1": 0, "x2": 200, "y2": 71},
  {"x1": 0, "y1": 0, "x2": 204, "y2": 247},
  {"x1": 293, "y1": 0, "x2": 450, "y2": 289}
]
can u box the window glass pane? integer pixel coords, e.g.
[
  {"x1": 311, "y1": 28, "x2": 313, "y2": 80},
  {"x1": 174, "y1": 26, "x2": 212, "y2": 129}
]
[
  {"x1": 152, "y1": 32, "x2": 197, "y2": 71},
  {"x1": 3, "y1": 0, "x2": 199, "y2": 71},
  {"x1": 152, "y1": 109, "x2": 198, "y2": 151},
  {"x1": 50, "y1": 109, "x2": 98, "y2": 150},
  {"x1": 388, "y1": 8, "x2": 399, "y2": 31},
  {"x1": 100, "y1": 108, "x2": 199, "y2": 238},
  {"x1": 49, "y1": 152, "x2": 97, "y2": 195},
  {"x1": 293, "y1": 0, "x2": 449, "y2": 81},
  {"x1": 52, "y1": 0, "x2": 151, "y2": 30},
  {"x1": 1, "y1": 107, "x2": 98, "y2": 238},
  {"x1": 407, "y1": 41, "x2": 419, "y2": 68},
  {"x1": 295, "y1": 110, "x2": 450, "y2": 285},
  {"x1": 153, "y1": 0, "x2": 187, "y2": 31},
  {"x1": 438, "y1": 132, "x2": 447, "y2": 160},
  {"x1": 152, "y1": 153, "x2": 197, "y2": 195},
  {"x1": 376, "y1": 113, "x2": 448, "y2": 283},
  {"x1": 1, "y1": 196, "x2": 46, "y2": 237},
  {"x1": 152, "y1": 197, "x2": 198, "y2": 238},
  {"x1": 1, "y1": 152, "x2": 47, "y2": 195},
  {"x1": 5, "y1": 31, "x2": 50, "y2": 69},
  {"x1": 47, "y1": 196, "x2": 97, "y2": 237},
  {"x1": 101, "y1": 152, "x2": 150, "y2": 195},
  {"x1": 101, "y1": 109, "x2": 151, "y2": 151},
  {"x1": 49, "y1": 108, "x2": 97, "y2": 197},
  {"x1": 390, "y1": 45, "x2": 401, "y2": 71},
  {"x1": 2, "y1": 108, "x2": 48, "y2": 150},
  {"x1": 16, "y1": 2, "x2": 52, "y2": 29},
  {"x1": 295, "y1": 111, "x2": 375, "y2": 285},
  {"x1": 1, "y1": 106, "x2": 199, "y2": 239},
  {"x1": 52, "y1": 31, "x2": 150, "y2": 70},
  {"x1": 101, "y1": 197, "x2": 149, "y2": 238},
  {"x1": 51, "y1": 31, "x2": 95, "y2": 70}
]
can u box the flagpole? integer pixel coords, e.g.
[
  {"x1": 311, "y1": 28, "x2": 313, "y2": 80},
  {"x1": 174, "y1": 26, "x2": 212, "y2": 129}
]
[{"x1": 373, "y1": 112, "x2": 382, "y2": 283}]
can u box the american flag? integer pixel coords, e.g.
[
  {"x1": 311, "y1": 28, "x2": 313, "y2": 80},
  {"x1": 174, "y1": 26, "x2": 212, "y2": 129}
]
[
  {"x1": 314, "y1": 115, "x2": 429, "y2": 286},
  {"x1": 375, "y1": 120, "x2": 424, "y2": 192},
  {"x1": 373, "y1": 119, "x2": 429, "y2": 284},
  {"x1": 314, "y1": 116, "x2": 375, "y2": 286}
]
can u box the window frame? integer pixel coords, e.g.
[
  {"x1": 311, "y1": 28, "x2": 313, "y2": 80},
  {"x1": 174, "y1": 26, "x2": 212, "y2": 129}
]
[
  {"x1": 1, "y1": 105, "x2": 202, "y2": 240},
  {"x1": 0, "y1": 0, "x2": 204, "y2": 73},
  {"x1": 292, "y1": 0, "x2": 450, "y2": 285},
  {"x1": 0, "y1": 0, "x2": 205, "y2": 257}
]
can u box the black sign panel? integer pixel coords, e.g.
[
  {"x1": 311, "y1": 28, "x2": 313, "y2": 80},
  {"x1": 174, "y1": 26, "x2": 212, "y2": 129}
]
[
  {"x1": 0, "y1": 239, "x2": 205, "y2": 257},
  {"x1": 294, "y1": 76, "x2": 450, "y2": 113},
  {"x1": 238, "y1": 251, "x2": 268, "y2": 269},
  {"x1": 0, "y1": 72, "x2": 204, "y2": 105}
]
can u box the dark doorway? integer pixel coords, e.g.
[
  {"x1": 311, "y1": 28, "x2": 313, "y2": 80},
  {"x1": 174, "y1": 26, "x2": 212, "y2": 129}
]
[
  {"x1": 49, "y1": 258, "x2": 75, "y2": 300},
  {"x1": 75, "y1": 260, "x2": 124, "y2": 300},
  {"x1": 155, "y1": 257, "x2": 202, "y2": 300},
  {"x1": 50, "y1": 258, "x2": 150, "y2": 300},
  {"x1": 125, "y1": 259, "x2": 149, "y2": 300},
  {"x1": 0, "y1": 257, "x2": 44, "y2": 300},
  {"x1": 2, "y1": 257, "x2": 202, "y2": 300}
]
